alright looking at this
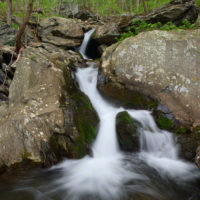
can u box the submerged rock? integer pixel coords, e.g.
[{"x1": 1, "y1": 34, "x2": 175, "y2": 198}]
[
  {"x1": 0, "y1": 44, "x2": 98, "y2": 169},
  {"x1": 38, "y1": 17, "x2": 84, "y2": 48}
]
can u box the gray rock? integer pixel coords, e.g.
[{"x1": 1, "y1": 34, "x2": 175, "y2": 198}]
[
  {"x1": 99, "y1": 30, "x2": 200, "y2": 127},
  {"x1": 93, "y1": 22, "x2": 120, "y2": 45},
  {"x1": 38, "y1": 17, "x2": 84, "y2": 48},
  {"x1": 0, "y1": 45, "x2": 98, "y2": 168},
  {"x1": 139, "y1": 0, "x2": 199, "y2": 25}
]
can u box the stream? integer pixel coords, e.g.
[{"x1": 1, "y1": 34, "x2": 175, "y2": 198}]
[{"x1": 0, "y1": 30, "x2": 200, "y2": 200}]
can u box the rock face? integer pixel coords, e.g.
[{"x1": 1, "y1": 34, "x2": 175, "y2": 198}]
[
  {"x1": 99, "y1": 30, "x2": 200, "y2": 128},
  {"x1": 0, "y1": 22, "x2": 16, "y2": 46},
  {"x1": 0, "y1": 44, "x2": 98, "y2": 168},
  {"x1": 38, "y1": 17, "x2": 84, "y2": 48},
  {"x1": 139, "y1": 0, "x2": 199, "y2": 25}
]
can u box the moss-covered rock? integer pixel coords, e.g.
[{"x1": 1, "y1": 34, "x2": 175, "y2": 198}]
[
  {"x1": 116, "y1": 111, "x2": 140, "y2": 152},
  {"x1": 59, "y1": 64, "x2": 99, "y2": 159}
]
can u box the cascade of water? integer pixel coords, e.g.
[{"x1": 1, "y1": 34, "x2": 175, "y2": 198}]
[
  {"x1": 79, "y1": 28, "x2": 95, "y2": 59},
  {"x1": 5, "y1": 29, "x2": 199, "y2": 200},
  {"x1": 50, "y1": 29, "x2": 200, "y2": 199}
]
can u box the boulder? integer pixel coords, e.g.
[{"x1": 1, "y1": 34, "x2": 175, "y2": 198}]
[
  {"x1": 99, "y1": 29, "x2": 200, "y2": 127},
  {"x1": 93, "y1": 22, "x2": 120, "y2": 45},
  {"x1": 116, "y1": 111, "x2": 140, "y2": 152},
  {"x1": 0, "y1": 22, "x2": 16, "y2": 46},
  {"x1": 0, "y1": 44, "x2": 98, "y2": 168},
  {"x1": 139, "y1": 0, "x2": 199, "y2": 25},
  {"x1": 38, "y1": 17, "x2": 84, "y2": 48}
]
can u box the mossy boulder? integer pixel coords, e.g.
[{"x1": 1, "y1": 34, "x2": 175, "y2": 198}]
[
  {"x1": 57, "y1": 63, "x2": 99, "y2": 159},
  {"x1": 116, "y1": 111, "x2": 140, "y2": 152}
]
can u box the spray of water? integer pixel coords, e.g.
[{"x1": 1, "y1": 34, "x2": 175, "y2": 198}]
[{"x1": 48, "y1": 64, "x2": 200, "y2": 200}]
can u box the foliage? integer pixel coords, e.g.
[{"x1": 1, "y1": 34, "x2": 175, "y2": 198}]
[
  {"x1": 2, "y1": 0, "x2": 198, "y2": 20},
  {"x1": 118, "y1": 19, "x2": 199, "y2": 41}
]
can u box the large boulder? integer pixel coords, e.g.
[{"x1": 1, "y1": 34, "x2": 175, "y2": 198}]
[
  {"x1": 38, "y1": 17, "x2": 84, "y2": 48},
  {"x1": 99, "y1": 29, "x2": 200, "y2": 127},
  {"x1": 0, "y1": 44, "x2": 98, "y2": 169},
  {"x1": 139, "y1": 0, "x2": 199, "y2": 25},
  {"x1": 98, "y1": 29, "x2": 200, "y2": 163}
]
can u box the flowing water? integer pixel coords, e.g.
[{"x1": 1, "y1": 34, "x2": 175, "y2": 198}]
[
  {"x1": 0, "y1": 30, "x2": 200, "y2": 200},
  {"x1": 79, "y1": 28, "x2": 95, "y2": 59}
]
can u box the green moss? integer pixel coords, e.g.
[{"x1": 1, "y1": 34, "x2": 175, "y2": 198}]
[
  {"x1": 176, "y1": 127, "x2": 187, "y2": 134},
  {"x1": 60, "y1": 64, "x2": 99, "y2": 158},
  {"x1": 116, "y1": 111, "x2": 140, "y2": 151},
  {"x1": 117, "y1": 111, "x2": 135, "y2": 127},
  {"x1": 156, "y1": 116, "x2": 174, "y2": 130},
  {"x1": 72, "y1": 95, "x2": 98, "y2": 157},
  {"x1": 70, "y1": 93, "x2": 93, "y2": 111}
]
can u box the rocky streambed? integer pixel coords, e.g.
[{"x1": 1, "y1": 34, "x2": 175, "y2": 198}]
[{"x1": 0, "y1": 0, "x2": 200, "y2": 199}]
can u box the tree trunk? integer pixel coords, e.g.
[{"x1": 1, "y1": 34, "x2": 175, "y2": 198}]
[
  {"x1": 136, "y1": 0, "x2": 140, "y2": 12},
  {"x1": 15, "y1": 0, "x2": 34, "y2": 54},
  {"x1": 6, "y1": 0, "x2": 12, "y2": 25},
  {"x1": 141, "y1": 0, "x2": 147, "y2": 13}
]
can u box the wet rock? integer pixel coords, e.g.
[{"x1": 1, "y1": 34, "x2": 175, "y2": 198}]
[
  {"x1": 178, "y1": 133, "x2": 199, "y2": 160},
  {"x1": 138, "y1": 0, "x2": 199, "y2": 25},
  {"x1": 0, "y1": 22, "x2": 16, "y2": 46},
  {"x1": 38, "y1": 17, "x2": 84, "y2": 48},
  {"x1": 195, "y1": 145, "x2": 200, "y2": 168},
  {"x1": 116, "y1": 111, "x2": 140, "y2": 152},
  {"x1": 0, "y1": 45, "x2": 99, "y2": 169}
]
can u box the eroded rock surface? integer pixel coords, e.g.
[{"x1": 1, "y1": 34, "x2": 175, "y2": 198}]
[{"x1": 38, "y1": 17, "x2": 84, "y2": 48}]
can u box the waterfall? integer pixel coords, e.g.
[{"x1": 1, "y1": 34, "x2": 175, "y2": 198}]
[
  {"x1": 79, "y1": 28, "x2": 95, "y2": 59},
  {"x1": 49, "y1": 29, "x2": 200, "y2": 200},
  {"x1": 4, "y1": 29, "x2": 199, "y2": 200}
]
